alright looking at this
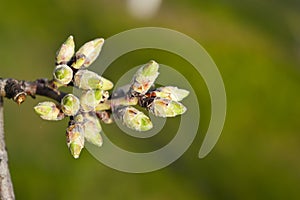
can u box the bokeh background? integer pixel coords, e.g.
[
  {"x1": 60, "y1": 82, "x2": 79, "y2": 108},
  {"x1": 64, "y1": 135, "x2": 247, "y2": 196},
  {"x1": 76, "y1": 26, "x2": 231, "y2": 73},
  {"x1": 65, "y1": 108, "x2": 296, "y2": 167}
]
[{"x1": 1, "y1": 0, "x2": 300, "y2": 199}]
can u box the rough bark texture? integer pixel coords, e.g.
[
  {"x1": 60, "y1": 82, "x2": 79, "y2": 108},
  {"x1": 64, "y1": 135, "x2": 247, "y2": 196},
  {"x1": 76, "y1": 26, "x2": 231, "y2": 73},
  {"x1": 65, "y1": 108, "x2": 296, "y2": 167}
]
[{"x1": 0, "y1": 97, "x2": 15, "y2": 200}]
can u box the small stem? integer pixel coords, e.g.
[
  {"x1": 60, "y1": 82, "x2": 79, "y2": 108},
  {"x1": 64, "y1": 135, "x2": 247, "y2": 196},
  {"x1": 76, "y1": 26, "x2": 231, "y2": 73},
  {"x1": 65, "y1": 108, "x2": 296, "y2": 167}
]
[
  {"x1": 95, "y1": 97, "x2": 138, "y2": 111},
  {"x1": 0, "y1": 96, "x2": 15, "y2": 200}
]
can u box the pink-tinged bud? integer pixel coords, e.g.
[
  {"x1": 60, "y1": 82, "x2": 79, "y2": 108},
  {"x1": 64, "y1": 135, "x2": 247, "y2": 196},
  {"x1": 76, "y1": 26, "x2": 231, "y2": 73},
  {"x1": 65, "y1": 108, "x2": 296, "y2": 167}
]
[
  {"x1": 73, "y1": 38, "x2": 105, "y2": 68},
  {"x1": 130, "y1": 60, "x2": 159, "y2": 94},
  {"x1": 148, "y1": 98, "x2": 187, "y2": 117},
  {"x1": 56, "y1": 35, "x2": 75, "y2": 64},
  {"x1": 118, "y1": 106, "x2": 153, "y2": 131},
  {"x1": 154, "y1": 86, "x2": 189, "y2": 101},
  {"x1": 66, "y1": 123, "x2": 85, "y2": 159}
]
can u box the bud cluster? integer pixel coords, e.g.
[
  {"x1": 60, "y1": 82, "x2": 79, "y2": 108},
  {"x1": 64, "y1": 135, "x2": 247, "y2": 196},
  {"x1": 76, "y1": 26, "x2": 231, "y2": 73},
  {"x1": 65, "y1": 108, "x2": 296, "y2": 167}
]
[
  {"x1": 35, "y1": 36, "x2": 112, "y2": 158},
  {"x1": 112, "y1": 60, "x2": 189, "y2": 132},
  {"x1": 33, "y1": 36, "x2": 189, "y2": 159}
]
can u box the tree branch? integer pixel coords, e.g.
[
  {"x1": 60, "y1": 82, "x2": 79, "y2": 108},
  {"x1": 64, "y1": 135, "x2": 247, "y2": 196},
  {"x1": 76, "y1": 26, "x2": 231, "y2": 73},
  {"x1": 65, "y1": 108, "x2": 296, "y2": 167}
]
[
  {"x1": 0, "y1": 96, "x2": 15, "y2": 200},
  {"x1": 0, "y1": 78, "x2": 67, "y2": 104}
]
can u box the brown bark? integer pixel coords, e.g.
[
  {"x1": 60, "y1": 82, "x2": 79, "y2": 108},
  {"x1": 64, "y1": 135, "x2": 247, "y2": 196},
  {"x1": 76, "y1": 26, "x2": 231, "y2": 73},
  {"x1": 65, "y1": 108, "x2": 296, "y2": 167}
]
[{"x1": 0, "y1": 97, "x2": 15, "y2": 200}]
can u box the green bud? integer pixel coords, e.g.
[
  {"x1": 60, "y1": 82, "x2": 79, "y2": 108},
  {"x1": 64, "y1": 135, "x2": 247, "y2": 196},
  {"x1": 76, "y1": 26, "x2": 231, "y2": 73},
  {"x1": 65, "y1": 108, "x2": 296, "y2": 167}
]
[
  {"x1": 82, "y1": 117, "x2": 103, "y2": 147},
  {"x1": 66, "y1": 123, "x2": 85, "y2": 159},
  {"x1": 154, "y1": 86, "x2": 189, "y2": 101},
  {"x1": 74, "y1": 38, "x2": 105, "y2": 68},
  {"x1": 80, "y1": 89, "x2": 104, "y2": 112},
  {"x1": 53, "y1": 64, "x2": 73, "y2": 85},
  {"x1": 119, "y1": 106, "x2": 153, "y2": 131},
  {"x1": 61, "y1": 94, "x2": 80, "y2": 116},
  {"x1": 148, "y1": 98, "x2": 187, "y2": 117},
  {"x1": 131, "y1": 60, "x2": 159, "y2": 94},
  {"x1": 34, "y1": 101, "x2": 64, "y2": 121},
  {"x1": 74, "y1": 70, "x2": 113, "y2": 90},
  {"x1": 56, "y1": 35, "x2": 75, "y2": 64}
]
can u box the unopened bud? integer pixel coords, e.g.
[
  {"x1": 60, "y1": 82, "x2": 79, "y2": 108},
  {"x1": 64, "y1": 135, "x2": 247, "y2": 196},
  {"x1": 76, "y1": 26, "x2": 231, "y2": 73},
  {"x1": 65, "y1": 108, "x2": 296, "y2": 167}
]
[
  {"x1": 148, "y1": 98, "x2": 187, "y2": 117},
  {"x1": 154, "y1": 86, "x2": 189, "y2": 101},
  {"x1": 34, "y1": 101, "x2": 64, "y2": 120},
  {"x1": 74, "y1": 70, "x2": 113, "y2": 90},
  {"x1": 53, "y1": 64, "x2": 73, "y2": 85},
  {"x1": 56, "y1": 35, "x2": 75, "y2": 64},
  {"x1": 80, "y1": 89, "x2": 104, "y2": 112},
  {"x1": 82, "y1": 116, "x2": 103, "y2": 147},
  {"x1": 66, "y1": 123, "x2": 85, "y2": 159},
  {"x1": 74, "y1": 38, "x2": 105, "y2": 68},
  {"x1": 61, "y1": 94, "x2": 80, "y2": 116},
  {"x1": 131, "y1": 60, "x2": 159, "y2": 94},
  {"x1": 119, "y1": 106, "x2": 153, "y2": 131}
]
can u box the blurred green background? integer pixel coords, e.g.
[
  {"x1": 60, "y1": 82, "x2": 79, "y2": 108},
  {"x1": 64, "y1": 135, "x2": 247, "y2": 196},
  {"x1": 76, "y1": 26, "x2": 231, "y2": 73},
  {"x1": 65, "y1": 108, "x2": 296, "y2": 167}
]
[{"x1": 1, "y1": 0, "x2": 300, "y2": 199}]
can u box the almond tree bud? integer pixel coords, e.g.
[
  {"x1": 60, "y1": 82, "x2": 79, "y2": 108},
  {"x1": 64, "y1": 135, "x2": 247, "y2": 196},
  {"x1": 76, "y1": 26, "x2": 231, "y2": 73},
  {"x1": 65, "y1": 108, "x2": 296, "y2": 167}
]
[
  {"x1": 130, "y1": 60, "x2": 159, "y2": 95},
  {"x1": 66, "y1": 123, "x2": 85, "y2": 159},
  {"x1": 118, "y1": 106, "x2": 153, "y2": 131},
  {"x1": 82, "y1": 116, "x2": 103, "y2": 147},
  {"x1": 56, "y1": 35, "x2": 75, "y2": 64},
  {"x1": 74, "y1": 70, "x2": 113, "y2": 90},
  {"x1": 73, "y1": 38, "x2": 104, "y2": 69},
  {"x1": 34, "y1": 101, "x2": 64, "y2": 121},
  {"x1": 80, "y1": 89, "x2": 103, "y2": 112},
  {"x1": 61, "y1": 94, "x2": 80, "y2": 116},
  {"x1": 53, "y1": 64, "x2": 73, "y2": 85},
  {"x1": 154, "y1": 86, "x2": 189, "y2": 101},
  {"x1": 148, "y1": 98, "x2": 187, "y2": 117}
]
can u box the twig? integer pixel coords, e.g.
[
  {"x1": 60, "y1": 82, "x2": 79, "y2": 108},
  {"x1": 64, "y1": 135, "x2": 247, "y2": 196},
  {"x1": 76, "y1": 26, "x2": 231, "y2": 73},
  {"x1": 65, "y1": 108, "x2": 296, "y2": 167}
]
[{"x1": 0, "y1": 96, "x2": 15, "y2": 200}]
